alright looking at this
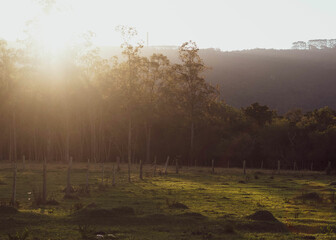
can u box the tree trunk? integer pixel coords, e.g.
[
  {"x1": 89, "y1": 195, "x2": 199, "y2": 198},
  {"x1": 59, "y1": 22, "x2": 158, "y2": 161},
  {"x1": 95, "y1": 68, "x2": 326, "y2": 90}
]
[
  {"x1": 260, "y1": 160, "x2": 263, "y2": 169},
  {"x1": 243, "y1": 160, "x2": 246, "y2": 175},
  {"x1": 10, "y1": 110, "x2": 17, "y2": 207},
  {"x1": 164, "y1": 156, "x2": 170, "y2": 176},
  {"x1": 293, "y1": 161, "x2": 296, "y2": 171},
  {"x1": 176, "y1": 159, "x2": 179, "y2": 174},
  {"x1": 128, "y1": 118, "x2": 132, "y2": 182},
  {"x1": 42, "y1": 156, "x2": 47, "y2": 203},
  {"x1": 310, "y1": 162, "x2": 313, "y2": 171}
]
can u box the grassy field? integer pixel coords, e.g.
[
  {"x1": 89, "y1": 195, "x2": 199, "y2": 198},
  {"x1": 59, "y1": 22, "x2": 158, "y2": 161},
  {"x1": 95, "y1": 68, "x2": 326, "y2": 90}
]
[{"x1": 0, "y1": 162, "x2": 336, "y2": 240}]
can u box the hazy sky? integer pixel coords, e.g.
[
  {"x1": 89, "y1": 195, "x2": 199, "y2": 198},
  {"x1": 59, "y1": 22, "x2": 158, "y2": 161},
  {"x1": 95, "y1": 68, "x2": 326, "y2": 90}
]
[{"x1": 1, "y1": 0, "x2": 336, "y2": 50}]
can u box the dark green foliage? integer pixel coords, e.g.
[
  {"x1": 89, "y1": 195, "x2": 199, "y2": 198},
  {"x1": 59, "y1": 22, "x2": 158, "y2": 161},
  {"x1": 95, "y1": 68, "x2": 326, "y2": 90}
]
[{"x1": 243, "y1": 102, "x2": 275, "y2": 127}]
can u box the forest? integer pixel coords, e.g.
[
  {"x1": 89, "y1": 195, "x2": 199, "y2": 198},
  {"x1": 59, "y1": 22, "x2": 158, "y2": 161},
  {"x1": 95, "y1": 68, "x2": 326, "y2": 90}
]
[{"x1": 1, "y1": 29, "x2": 336, "y2": 173}]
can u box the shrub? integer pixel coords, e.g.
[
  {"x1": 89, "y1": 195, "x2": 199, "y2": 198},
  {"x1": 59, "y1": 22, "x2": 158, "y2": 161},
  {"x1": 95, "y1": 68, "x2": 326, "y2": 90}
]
[
  {"x1": 7, "y1": 229, "x2": 29, "y2": 240},
  {"x1": 78, "y1": 224, "x2": 96, "y2": 240},
  {"x1": 73, "y1": 202, "x2": 84, "y2": 211}
]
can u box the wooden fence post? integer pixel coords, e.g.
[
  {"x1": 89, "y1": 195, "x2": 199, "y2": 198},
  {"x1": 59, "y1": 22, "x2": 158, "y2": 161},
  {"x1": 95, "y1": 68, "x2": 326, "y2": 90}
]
[
  {"x1": 10, "y1": 162, "x2": 17, "y2": 206},
  {"x1": 326, "y1": 161, "x2": 332, "y2": 175},
  {"x1": 164, "y1": 156, "x2": 170, "y2": 176},
  {"x1": 211, "y1": 159, "x2": 215, "y2": 174},
  {"x1": 66, "y1": 156, "x2": 72, "y2": 195},
  {"x1": 86, "y1": 158, "x2": 90, "y2": 191},
  {"x1": 102, "y1": 162, "x2": 105, "y2": 184},
  {"x1": 139, "y1": 160, "x2": 143, "y2": 180},
  {"x1": 153, "y1": 156, "x2": 157, "y2": 177},
  {"x1": 42, "y1": 156, "x2": 47, "y2": 203},
  {"x1": 22, "y1": 155, "x2": 25, "y2": 171},
  {"x1": 117, "y1": 156, "x2": 120, "y2": 171},
  {"x1": 112, "y1": 163, "x2": 116, "y2": 186}
]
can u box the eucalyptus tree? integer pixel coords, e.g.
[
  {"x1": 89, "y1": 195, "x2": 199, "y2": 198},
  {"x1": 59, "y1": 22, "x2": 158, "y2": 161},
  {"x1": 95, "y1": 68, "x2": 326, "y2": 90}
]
[
  {"x1": 173, "y1": 41, "x2": 216, "y2": 166},
  {"x1": 0, "y1": 40, "x2": 23, "y2": 205},
  {"x1": 116, "y1": 26, "x2": 143, "y2": 181},
  {"x1": 140, "y1": 54, "x2": 171, "y2": 163}
]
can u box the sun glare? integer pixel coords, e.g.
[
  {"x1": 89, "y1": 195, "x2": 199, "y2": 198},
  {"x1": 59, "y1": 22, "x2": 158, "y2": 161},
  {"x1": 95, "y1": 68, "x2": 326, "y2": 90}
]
[{"x1": 35, "y1": 10, "x2": 77, "y2": 57}]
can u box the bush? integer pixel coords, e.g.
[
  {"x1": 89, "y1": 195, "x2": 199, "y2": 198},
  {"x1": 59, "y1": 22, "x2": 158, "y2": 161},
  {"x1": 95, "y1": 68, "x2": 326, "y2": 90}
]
[
  {"x1": 7, "y1": 229, "x2": 29, "y2": 240},
  {"x1": 73, "y1": 202, "x2": 84, "y2": 211},
  {"x1": 78, "y1": 224, "x2": 96, "y2": 240}
]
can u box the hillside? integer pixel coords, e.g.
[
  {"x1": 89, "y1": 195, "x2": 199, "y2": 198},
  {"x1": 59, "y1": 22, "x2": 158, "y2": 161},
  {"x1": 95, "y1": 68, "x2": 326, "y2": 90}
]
[{"x1": 100, "y1": 46, "x2": 336, "y2": 114}]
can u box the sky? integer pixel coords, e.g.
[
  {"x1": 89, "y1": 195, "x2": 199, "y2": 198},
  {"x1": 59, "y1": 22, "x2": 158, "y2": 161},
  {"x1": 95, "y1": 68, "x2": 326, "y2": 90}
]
[{"x1": 1, "y1": 0, "x2": 336, "y2": 51}]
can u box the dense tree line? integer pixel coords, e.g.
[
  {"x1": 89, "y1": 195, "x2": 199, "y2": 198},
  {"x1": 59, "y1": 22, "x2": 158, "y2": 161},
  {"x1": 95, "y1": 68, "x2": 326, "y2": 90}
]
[
  {"x1": 1, "y1": 30, "x2": 336, "y2": 171},
  {"x1": 98, "y1": 45, "x2": 336, "y2": 113}
]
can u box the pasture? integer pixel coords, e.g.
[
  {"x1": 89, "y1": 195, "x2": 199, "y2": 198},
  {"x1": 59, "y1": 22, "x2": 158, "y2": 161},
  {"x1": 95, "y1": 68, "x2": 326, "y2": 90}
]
[{"x1": 0, "y1": 162, "x2": 336, "y2": 240}]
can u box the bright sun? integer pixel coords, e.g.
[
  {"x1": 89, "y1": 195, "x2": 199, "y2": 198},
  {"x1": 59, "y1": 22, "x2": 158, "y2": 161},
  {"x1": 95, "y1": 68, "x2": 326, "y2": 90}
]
[{"x1": 34, "y1": 10, "x2": 77, "y2": 57}]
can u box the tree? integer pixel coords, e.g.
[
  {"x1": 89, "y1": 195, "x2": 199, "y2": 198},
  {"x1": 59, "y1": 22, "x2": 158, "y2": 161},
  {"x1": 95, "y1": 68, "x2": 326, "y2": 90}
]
[
  {"x1": 116, "y1": 26, "x2": 143, "y2": 181},
  {"x1": 174, "y1": 41, "x2": 216, "y2": 166},
  {"x1": 0, "y1": 40, "x2": 23, "y2": 206},
  {"x1": 243, "y1": 102, "x2": 274, "y2": 127},
  {"x1": 292, "y1": 41, "x2": 307, "y2": 50},
  {"x1": 141, "y1": 54, "x2": 170, "y2": 163}
]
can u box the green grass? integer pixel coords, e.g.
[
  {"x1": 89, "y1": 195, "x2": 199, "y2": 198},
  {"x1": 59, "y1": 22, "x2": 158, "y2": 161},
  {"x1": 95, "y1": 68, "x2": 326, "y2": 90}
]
[{"x1": 0, "y1": 162, "x2": 336, "y2": 240}]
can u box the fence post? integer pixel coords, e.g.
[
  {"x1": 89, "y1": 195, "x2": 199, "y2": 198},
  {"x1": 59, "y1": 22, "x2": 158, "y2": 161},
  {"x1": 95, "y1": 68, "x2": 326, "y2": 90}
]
[
  {"x1": 164, "y1": 156, "x2": 170, "y2": 176},
  {"x1": 139, "y1": 160, "x2": 143, "y2": 180},
  {"x1": 153, "y1": 156, "x2": 157, "y2": 177},
  {"x1": 211, "y1": 159, "x2": 215, "y2": 174}
]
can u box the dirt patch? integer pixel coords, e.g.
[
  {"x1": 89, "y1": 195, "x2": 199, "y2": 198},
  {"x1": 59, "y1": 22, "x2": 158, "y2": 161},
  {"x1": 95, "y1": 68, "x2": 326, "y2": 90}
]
[
  {"x1": 178, "y1": 212, "x2": 205, "y2": 219},
  {"x1": 244, "y1": 210, "x2": 288, "y2": 233},
  {"x1": 247, "y1": 210, "x2": 278, "y2": 222},
  {"x1": 64, "y1": 193, "x2": 80, "y2": 200},
  {"x1": 74, "y1": 206, "x2": 135, "y2": 218},
  {"x1": 294, "y1": 192, "x2": 321, "y2": 201},
  {"x1": 0, "y1": 206, "x2": 18, "y2": 214},
  {"x1": 86, "y1": 202, "x2": 98, "y2": 208},
  {"x1": 169, "y1": 202, "x2": 188, "y2": 209},
  {"x1": 46, "y1": 199, "x2": 59, "y2": 205}
]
